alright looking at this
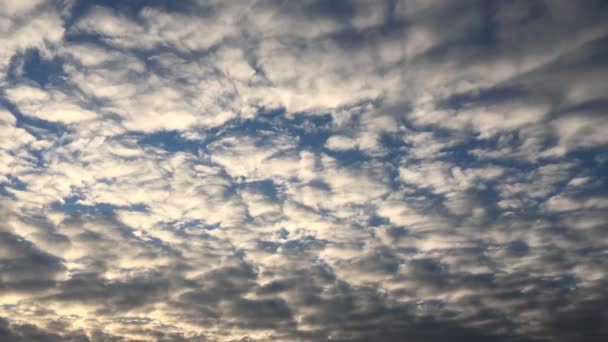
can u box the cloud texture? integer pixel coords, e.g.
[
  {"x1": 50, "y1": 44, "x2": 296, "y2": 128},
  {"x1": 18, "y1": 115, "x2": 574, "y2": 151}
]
[{"x1": 1, "y1": 0, "x2": 608, "y2": 341}]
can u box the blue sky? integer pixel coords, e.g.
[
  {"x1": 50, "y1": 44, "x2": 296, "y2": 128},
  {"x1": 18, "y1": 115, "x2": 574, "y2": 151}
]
[{"x1": 1, "y1": 0, "x2": 608, "y2": 341}]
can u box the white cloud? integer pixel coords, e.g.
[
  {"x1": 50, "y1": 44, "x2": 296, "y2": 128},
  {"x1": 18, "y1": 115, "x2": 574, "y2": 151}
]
[
  {"x1": 74, "y1": 5, "x2": 240, "y2": 51},
  {"x1": 546, "y1": 195, "x2": 608, "y2": 212},
  {"x1": 398, "y1": 161, "x2": 504, "y2": 194},
  {"x1": 551, "y1": 114, "x2": 608, "y2": 153},
  {"x1": 6, "y1": 85, "x2": 97, "y2": 123},
  {"x1": 325, "y1": 135, "x2": 358, "y2": 151},
  {"x1": 0, "y1": 3, "x2": 64, "y2": 79}
]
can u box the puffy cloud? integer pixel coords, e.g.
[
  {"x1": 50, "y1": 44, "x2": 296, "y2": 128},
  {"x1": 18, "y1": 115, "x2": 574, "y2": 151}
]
[
  {"x1": 0, "y1": 1, "x2": 64, "y2": 79},
  {"x1": 325, "y1": 135, "x2": 358, "y2": 151},
  {"x1": 6, "y1": 85, "x2": 97, "y2": 123}
]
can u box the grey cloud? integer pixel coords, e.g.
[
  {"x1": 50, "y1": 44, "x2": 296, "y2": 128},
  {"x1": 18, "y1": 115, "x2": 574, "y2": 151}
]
[
  {"x1": 0, "y1": 317, "x2": 90, "y2": 342},
  {"x1": 46, "y1": 271, "x2": 171, "y2": 314},
  {"x1": 0, "y1": 230, "x2": 66, "y2": 293}
]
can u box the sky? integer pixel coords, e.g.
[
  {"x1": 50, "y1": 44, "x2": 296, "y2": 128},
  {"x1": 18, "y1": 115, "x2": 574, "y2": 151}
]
[{"x1": 1, "y1": 0, "x2": 607, "y2": 341}]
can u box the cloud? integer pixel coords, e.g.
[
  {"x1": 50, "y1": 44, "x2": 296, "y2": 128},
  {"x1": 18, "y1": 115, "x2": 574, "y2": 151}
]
[
  {"x1": 1, "y1": 1, "x2": 607, "y2": 341},
  {"x1": 325, "y1": 135, "x2": 358, "y2": 151},
  {"x1": 0, "y1": 2, "x2": 63, "y2": 65},
  {"x1": 6, "y1": 85, "x2": 98, "y2": 123}
]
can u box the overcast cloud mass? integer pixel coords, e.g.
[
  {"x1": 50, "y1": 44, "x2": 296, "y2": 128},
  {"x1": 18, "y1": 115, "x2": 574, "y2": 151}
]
[{"x1": 1, "y1": 0, "x2": 608, "y2": 341}]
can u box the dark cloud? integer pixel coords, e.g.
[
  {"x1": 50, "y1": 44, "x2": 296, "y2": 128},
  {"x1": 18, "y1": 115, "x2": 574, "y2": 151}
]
[
  {"x1": 0, "y1": 317, "x2": 90, "y2": 342},
  {"x1": 0, "y1": 231, "x2": 66, "y2": 292}
]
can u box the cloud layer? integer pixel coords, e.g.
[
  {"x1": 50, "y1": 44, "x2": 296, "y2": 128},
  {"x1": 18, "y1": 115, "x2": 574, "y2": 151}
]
[{"x1": 1, "y1": 0, "x2": 607, "y2": 341}]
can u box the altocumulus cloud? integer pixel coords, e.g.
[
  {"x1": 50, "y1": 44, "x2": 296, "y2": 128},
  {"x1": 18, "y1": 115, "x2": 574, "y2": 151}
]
[{"x1": 1, "y1": 0, "x2": 608, "y2": 341}]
